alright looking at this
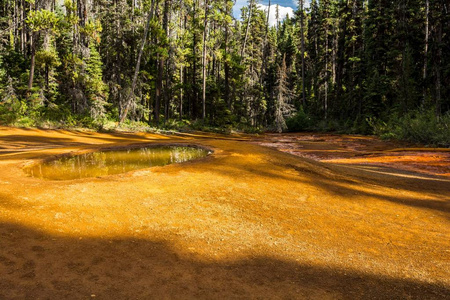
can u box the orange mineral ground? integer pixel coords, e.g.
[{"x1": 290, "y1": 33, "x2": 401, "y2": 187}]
[{"x1": 0, "y1": 126, "x2": 449, "y2": 299}]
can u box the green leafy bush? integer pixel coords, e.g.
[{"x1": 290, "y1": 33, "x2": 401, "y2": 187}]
[
  {"x1": 369, "y1": 110, "x2": 450, "y2": 147},
  {"x1": 286, "y1": 107, "x2": 313, "y2": 131},
  {"x1": 0, "y1": 78, "x2": 28, "y2": 124}
]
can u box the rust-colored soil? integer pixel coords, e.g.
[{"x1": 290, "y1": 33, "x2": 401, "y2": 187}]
[
  {"x1": 253, "y1": 133, "x2": 450, "y2": 177},
  {"x1": 0, "y1": 127, "x2": 449, "y2": 299}
]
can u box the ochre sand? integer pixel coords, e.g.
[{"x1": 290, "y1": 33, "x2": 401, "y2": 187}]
[{"x1": 0, "y1": 126, "x2": 449, "y2": 299}]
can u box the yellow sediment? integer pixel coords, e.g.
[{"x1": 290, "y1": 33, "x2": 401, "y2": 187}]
[{"x1": 0, "y1": 126, "x2": 449, "y2": 299}]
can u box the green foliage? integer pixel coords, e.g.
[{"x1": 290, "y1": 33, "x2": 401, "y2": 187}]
[
  {"x1": 0, "y1": 55, "x2": 6, "y2": 94},
  {"x1": 286, "y1": 107, "x2": 313, "y2": 131},
  {"x1": 26, "y1": 9, "x2": 60, "y2": 32},
  {"x1": 0, "y1": 78, "x2": 27, "y2": 124},
  {"x1": 84, "y1": 43, "x2": 109, "y2": 124},
  {"x1": 36, "y1": 48, "x2": 61, "y2": 69},
  {"x1": 81, "y1": 20, "x2": 103, "y2": 43},
  {"x1": 369, "y1": 110, "x2": 450, "y2": 147},
  {"x1": 236, "y1": 124, "x2": 262, "y2": 134},
  {"x1": 61, "y1": 53, "x2": 83, "y2": 85},
  {"x1": 210, "y1": 98, "x2": 233, "y2": 127}
]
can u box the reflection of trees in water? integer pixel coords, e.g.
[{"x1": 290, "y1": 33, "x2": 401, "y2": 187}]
[{"x1": 26, "y1": 146, "x2": 209, "y2": 180}]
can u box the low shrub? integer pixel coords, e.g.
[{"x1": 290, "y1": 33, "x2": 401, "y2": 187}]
[
  {"x1": 286, "y1": 108, "x2": 314, "y2": 131},
  {"x1": 369, "y1": 109, "x2": 450, "y2": 147}
]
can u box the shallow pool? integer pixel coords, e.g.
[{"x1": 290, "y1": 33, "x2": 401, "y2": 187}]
[{"x1": 26, "y1": 145, "x2": 210, "y2": 180}]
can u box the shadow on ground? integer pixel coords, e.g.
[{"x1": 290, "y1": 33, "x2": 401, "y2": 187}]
[
  {"x1": 0, "y1": 132, "x2": 154, "y2": 149},
  {"x1": 196, "y1": 144, "x2": 450, "y2": 217},
  {"x1": 0, "y1": 222, "x2": 448, "y2": 299}
]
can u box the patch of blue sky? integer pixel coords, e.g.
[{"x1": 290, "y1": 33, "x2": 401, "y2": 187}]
[{"x1": 233, "y1": 0, "x2": 310, "y2": 25}]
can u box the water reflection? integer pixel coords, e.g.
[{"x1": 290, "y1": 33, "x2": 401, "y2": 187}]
[{"x1": 26, "y1": 146, "x2": 210, "y2": 180}]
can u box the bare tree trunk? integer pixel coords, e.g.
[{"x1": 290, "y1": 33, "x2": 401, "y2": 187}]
[
  {"x1": 435, "y1": 19, "x2": 442, "y2": 117},
  {"x1": 20, "y1": 0, "x2": 25, "y2": 54},
  {"x1": 179, "y1": 6, "x2": 186, "y2": 120},
  {"x1": 13, "y1": 0, "x2": 17, "y2": 48},
  {"x1": 224, "y1": 0, "x2": 232, "y2": 110},
  {"x1": 325, "y1": 32, "x2": 328, "y2": 120},
  {"x1": 201, "y1": 0, "x2": 209, "y2": 121},
  {"x1": 313, "y1": 8, "x2": 319, "y2": 112},
  {"x1": 332, "y1": 25, "x2": 337, "y2": 85},
  {"x1": 259, "y1": 0, "x2": 270, "y2": 86},
  {"x1": 28, "y1": 32, "x2": 35, "y2": 93},
  {"x1": 241, "y1": 0, "x2": 254, "y2": 58},
  {"x1": 27, "y1": 0, "x2": 35, "y2": 94},
  {"x1": 163, "y1": 0, "x2": 172, "y2": 124},
  {"x1": 78, "y1": 0, "x2": 87, "y2": 48},
  {"x1": 180, "y1": 66, "x2": 183, "y2": 120},
  {"x1": 119, "y1": 0, "x2": 154, "y2": 124},
  {"x1": 300, "y1": 0, "x2": 306, "y2": 107},
  {"x1": 336, "y1": 2, "x2": 348, "y2": 117},
  {"x1": 155, "y1": 57, "x2": 163, "y2": 125},
  {"x1": 42, "y1": 0, "x2": 51, "y2": 95},
  {"x1": 192, "y1": 0, "x2": 198, "y2": 119},
  {"x1": 422, "y1": 0, "x2": 429, "y2": 106},
  {"x1": 164, "y1": 63, "x2": 170, "y2": 123},
  {"x1": 73, "y1": 0, "x2": 78, "y2": 55}
]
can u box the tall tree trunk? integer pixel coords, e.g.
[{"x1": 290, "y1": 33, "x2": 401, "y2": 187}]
[
  {"x1": 27, "y1": 0, "x2": 35, "y2": 94},
  {"x1": 179, "y1": 8, "x2": 186, "y2": 120},
  {"x1": 224, "y1": 0, "x2": 231, "y2": 110},
  {"x1": 434, "y1": 18, "x2": 442, "y2": 117},
  {"x1": 422, "y1": 0, "x2": 429, "y2": 106},
  {"x1": 300, "y1": 0, "x2": 306, "y2": 107},
  {"x1": 332, "y1": 25, "x2": 337, "y2": 85},
  {"x1": 155, "y1": 57, "x2": 163, "y2": 125},
  {"x1": 27, "y1": 32, "x2": 35, "y2": 93},
  {"x1": 164, "y1": 61, "x2": 171, "y2": 123},
  {"x1": 259, "y1": 0, "x2": 270, "y2": 86},
  {"x1": 162, "y1": 0, "x2": 172, "y2": 124},
  {"x1": 78, "y1": 0, "x2": 88, "y2": 48},
  {"x1": 399, "y1": 0, "x2": 408, "y2": 113},
  {"x1": 119, "y1": 0, "x2": 154, "y2": 124},
  {"x1": 42, "y1": 0, "x2": 51, "y2": 95},
  {"x1": 192, "y1": 0, "x2": 198, "y2": 119},
  {"x1": 336, "y1": 1, "x2": 348, "y2": 116},
  {"x1": 241, "y1": 0, "x2": 254, "y2": 58},
  {"x1": 73, "y1": 0, "x2": 78, "y2": 55},
  {"x1": 180, "y1": 66, "x2": 183, "y2": 120},
  {"x1": 20, "y1": 0, "x2": 25, "y2": 54},
  {"x1": 325, "y1": 30, "x2": 328, "y2": 120},
  {"x1": 201, "y1": 0, "x2": 209, "y2": 120}
]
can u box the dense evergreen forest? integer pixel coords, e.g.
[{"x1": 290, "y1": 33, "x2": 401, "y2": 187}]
[{"x1": 0, "y1": 0, "x2": 449, "y2": 144}]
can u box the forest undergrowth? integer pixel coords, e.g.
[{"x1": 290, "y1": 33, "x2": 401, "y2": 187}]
[{"x1": 1, "y1": 104, "x2": 449, "y2": 147}]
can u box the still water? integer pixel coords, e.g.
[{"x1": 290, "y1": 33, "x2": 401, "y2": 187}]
[{"x1": 26, "y1": 146, "x2": 210, "y2": 180}]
